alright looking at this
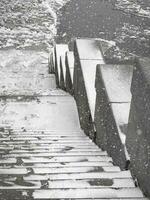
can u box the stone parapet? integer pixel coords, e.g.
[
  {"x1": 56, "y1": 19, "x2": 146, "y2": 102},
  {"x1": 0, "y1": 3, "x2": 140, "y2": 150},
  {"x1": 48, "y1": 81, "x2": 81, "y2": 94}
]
[
  {"x1": 73, "y1": 38, "x2": 105, "y2": 139},
  {"x1": 126, "y1": 57, "x2": 150, "y2": 196},
  {"x1": 95, "y1": 64, "x2": 133, "y2": 169}
]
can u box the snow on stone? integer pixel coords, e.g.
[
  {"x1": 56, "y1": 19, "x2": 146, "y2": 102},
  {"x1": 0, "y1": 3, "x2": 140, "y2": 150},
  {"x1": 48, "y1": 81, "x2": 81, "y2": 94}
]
[
  {"x1": 0, "y1": 0, "x2": 70, "y2": 50},
  {"x1": 76, "y1": 39, "x2": 105, "y2": 120},
  {"x1": 66, "y1": 51, "x2": 74, "y2": 83},
  {"x1": 115, "y1": 0, "x2": 150, "y2": 18}
]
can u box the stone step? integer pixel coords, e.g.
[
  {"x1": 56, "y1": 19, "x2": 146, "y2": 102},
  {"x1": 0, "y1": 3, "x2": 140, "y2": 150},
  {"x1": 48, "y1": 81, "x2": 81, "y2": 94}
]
[
  {"x1": 23, "y1": 171, "x2": 132, "y2": 181},
  {"x1": 32, "y1": 188, "x2": 144, "y2": 199},
  {"x1": 0, "y1": 161, "x2": 114, "y2": 168},
  {"x1": 0, "y1": 166, "x2": 120, "y2": 175},
  {"x1": 21, "y1": 156, "x2": 113, "y2": 163},
  {"x1": 0, "y1": 180, "x2": 41, "y2": 190},
  {"x1": 0, "y1": 95, "x2": 81, "y2": 131},
  {"x1": 32, "y1": 166, "x2": 121, "y2": 174},
  {"x1": 0, "y1": 158, "x2": 16, "y2": 164},
  {"x1": 3, "y1": 149, "x2": 103, "y2": 153},
  {"x1": 0, "y1": 144, "x2": 100, "y2": 149},
  {"x1": 8, "y1": 132, "x2": 85, "y2": 136},
  {"x1": 47, "y1": 178, "x2": 135, "y2": 189},
  {"x1": 0, "y1": 178, "x2": 135, "y2": 190},
  {"x1": 3, "y1": 152, "x2": 108, "y2": 158},
  {"x1": 0, "y1": 146, "x2": 100, "y2": 151},
  {"x1": 3, "y1": 136, "x2": 88, "y2": 139},
  {"x1": 0, "y1": 168, "x2": 28, "y2": 175},
  {"x1": 0, "y1": 138, "x2": 92, "y2": 142},
  {"x1": 53, "y1": 199, "x2": 147, "y2": 200},
  {"x1": 7, "y1": 130, "x2": 84, "y2": 133},
  {"x1": 2, "y1": 141, "x2": 95, "y2": 145},
  {"x1": 8, "y1": 133, "x2": 85, "y2": 136},
  {"x1": 0, "y1": 156, "x2": 112, "y2": 165}
]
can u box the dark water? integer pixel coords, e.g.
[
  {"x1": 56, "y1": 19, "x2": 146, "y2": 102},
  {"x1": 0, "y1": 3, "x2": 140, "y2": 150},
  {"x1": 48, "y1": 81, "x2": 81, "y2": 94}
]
[{"x1": 56, "y1": 0, "x2": 150, "y2": 58}]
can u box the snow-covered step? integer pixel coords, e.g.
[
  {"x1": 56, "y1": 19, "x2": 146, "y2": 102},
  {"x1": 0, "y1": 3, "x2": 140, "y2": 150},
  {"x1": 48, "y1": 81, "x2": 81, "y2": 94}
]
[
  {"x1": 47, "y1": 178, "x2": 135, "y2": 189},
  {"x1": 5, "y1": 152, "x2": 108, "y2": 157},
  {"x1": 7, "y1": 136, "x2": 88, "y2": 139},
  {"x1": 0, "y1": 168, "x2": 28, "y2": 175},
  {"x1": 0, "y1": 166, "x2": 120, "y2": 175},
  {"x1": 32, "y1": 166, "x2": 120, "y2": 174},
  {"x1": 0, "y1": 138, "x2": 92, "y2": 143},
  {"x1": 33, "y1": 188, "x2": 144, "y2": 199},
  {"x1": 8, "y1": 150, "x2": 103, "y2": 154},
  {"x1": 0, "y1": 180, "x2": 41, "y2": 190},
  {"x1": 23, "y1": 171, "x2": 132, "y2": 181},
  {"x1": 0, "y1": 144, "x2": 100, "y2": 149},
  {"x1": 2, "y1": 141, "x2": 97, "y2": 147},
  {"x1": 9, "y1": 131, "x2": 85, "y2": 136},
  {"x1": 0, "y1": 95, "x2": 80, "y2": 131},
  {"x1": 21, "y1": 156, "x2": 113, "y2": 163},
  {"x1": 0, "y1": 179, "x2": 135, "y2": 190},
  {"x1": 49, "y1": 198, "x2": 148, "y2": 200},
  {"x1": 0, "y1": 51, "x2": 57, "y2": 95},
  {"x1": 0, "y1": 145, "x2": 100, "y2": 151},
  {"x1": 13, "y1": 161, "x2": 114, "y2": 168}
]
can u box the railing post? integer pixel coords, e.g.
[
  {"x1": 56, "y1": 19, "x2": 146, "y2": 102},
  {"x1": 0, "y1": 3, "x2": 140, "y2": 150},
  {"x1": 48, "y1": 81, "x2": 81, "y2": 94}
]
[{"x1": 126, "y1": 57, "x2": 150, "y2": 196}]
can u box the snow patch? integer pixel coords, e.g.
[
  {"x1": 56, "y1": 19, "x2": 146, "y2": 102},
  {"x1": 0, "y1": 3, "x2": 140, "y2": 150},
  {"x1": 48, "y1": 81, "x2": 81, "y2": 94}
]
[{"x1": 0, "y1": 0, "x2": 70, "y2": 51}]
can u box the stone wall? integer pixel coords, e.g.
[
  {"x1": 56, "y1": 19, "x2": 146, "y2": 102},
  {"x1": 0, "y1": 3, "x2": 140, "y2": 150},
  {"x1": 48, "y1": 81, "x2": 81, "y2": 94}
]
[
  {"x1": 126, "y1": 58, "x2": 150, "y2": 196},
  {"x1": 95, "y1": 64, "x2": 133, "y2": 169}
]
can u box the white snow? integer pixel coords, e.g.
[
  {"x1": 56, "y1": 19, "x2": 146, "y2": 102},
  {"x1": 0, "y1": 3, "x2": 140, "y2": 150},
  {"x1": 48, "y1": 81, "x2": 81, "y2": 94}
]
[
  {"x1": 100, "y1": 64, "x2": 133, "y2": 102},
  {"x1": 0, "y1": 50, "x2": 56, "y2": 95},
  {"x1": 0, "y1": 0, "x2": 70, "y2": 50},
  {"x1": 115, "y1": 0, "x2": 150, "y2": 18}
]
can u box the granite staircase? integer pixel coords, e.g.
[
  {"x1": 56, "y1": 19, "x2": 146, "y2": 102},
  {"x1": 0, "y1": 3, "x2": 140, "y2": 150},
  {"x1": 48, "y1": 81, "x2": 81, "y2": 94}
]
[{"x1": 0, "y1": 49, "x2": 147, "y2": 199}]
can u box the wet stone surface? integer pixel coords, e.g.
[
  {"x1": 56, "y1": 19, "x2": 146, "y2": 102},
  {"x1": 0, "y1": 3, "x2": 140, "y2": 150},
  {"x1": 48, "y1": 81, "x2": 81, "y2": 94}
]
[{"x1": 57, "y1": 0, "x2": 150, "y2": 60}]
